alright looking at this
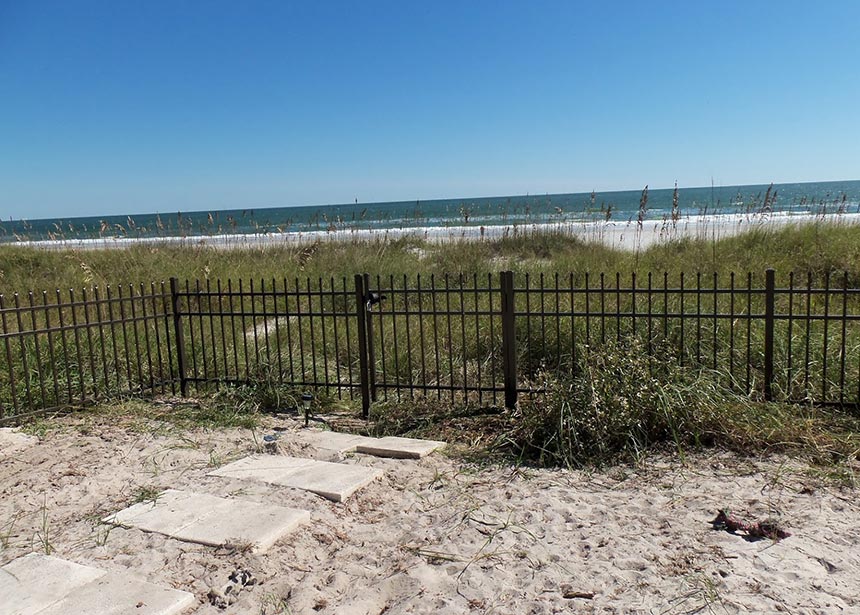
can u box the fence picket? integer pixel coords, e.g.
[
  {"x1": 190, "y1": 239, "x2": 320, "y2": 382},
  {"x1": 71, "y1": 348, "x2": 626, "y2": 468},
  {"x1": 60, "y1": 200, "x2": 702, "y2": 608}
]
[{"x1": 2, "y1": 269, "x2": 859, "y2": 424}]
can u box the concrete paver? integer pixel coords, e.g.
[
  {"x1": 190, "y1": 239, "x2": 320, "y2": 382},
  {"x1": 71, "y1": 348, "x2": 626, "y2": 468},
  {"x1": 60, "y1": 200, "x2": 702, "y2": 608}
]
[
  {"x1": 191, "y1": 497, "x2": 309, "y2": 551},
  {"x1": 292, "y1": 429, "x2": 447, "y2": 460},
  {"x1": 292, "y1": 429, "x2": 375, "y2": 454},
  {"x1": 106, "y1": 490, "x2": 204, "y2": 535},
  {"x1": 0, "y1": 553, "x2": 106, "y2": 615},
  {"x1": 209, "y1": 455, "x2": 383, "y2": 502},
  {"x1": 355, "y1": 435, "x2": 446, "y2": 459},
  {"x1": 0, "y1": 553, "x2": 194, "y2": 615},
  {"x1": 37, "y1": 571, "x2": 196, "y2": 615},
  {"x1": 105, "y1": 489, "x2": 309, "y2": 553},
  {"x1": 274, "y1": 461, "x2": 383, "y2": 502},
  {"x1": 207, "y1": 454, "x2": 316, "y2": 482}
]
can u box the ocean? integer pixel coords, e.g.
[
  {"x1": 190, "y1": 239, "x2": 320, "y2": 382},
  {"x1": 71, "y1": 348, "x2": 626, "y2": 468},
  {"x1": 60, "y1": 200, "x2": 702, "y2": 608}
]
[{"x1": 2, "y1": 180, "x2": 859, "y2": 244}]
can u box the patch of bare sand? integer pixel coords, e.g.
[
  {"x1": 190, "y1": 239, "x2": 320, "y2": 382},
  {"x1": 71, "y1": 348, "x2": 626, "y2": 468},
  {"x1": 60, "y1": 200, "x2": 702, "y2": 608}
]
[{"x1": 1, "y1": 413, "x2": 858, "y2": 614}]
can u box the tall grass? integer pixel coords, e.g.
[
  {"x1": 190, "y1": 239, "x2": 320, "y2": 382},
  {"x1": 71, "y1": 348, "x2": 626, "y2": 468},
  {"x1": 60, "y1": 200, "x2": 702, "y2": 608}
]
[
  {"x1": 369, "y1": 339, "x2": 860, "y2": 468},
  {"x1": 2, "y1": 223, "x2": 860, "y2": 440},
  {"x1": 2, "y1": 220, "x2": 860, "y2": 293}
]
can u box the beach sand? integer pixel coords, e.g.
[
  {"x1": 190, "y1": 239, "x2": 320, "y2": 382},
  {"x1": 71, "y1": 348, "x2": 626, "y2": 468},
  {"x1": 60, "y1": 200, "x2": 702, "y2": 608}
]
[
  {"x1": 11, "y1": 212, "x2": 860, "y2": 252},
  {"x1": 1, "y1": 410, "x2": 857, "y2": 614}
]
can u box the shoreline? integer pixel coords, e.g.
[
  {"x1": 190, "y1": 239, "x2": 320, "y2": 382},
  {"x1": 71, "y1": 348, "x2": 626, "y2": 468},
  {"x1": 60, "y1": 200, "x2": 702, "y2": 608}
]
[{"x1": 4, "y1": 211, "x2": 859, "y2": 252}]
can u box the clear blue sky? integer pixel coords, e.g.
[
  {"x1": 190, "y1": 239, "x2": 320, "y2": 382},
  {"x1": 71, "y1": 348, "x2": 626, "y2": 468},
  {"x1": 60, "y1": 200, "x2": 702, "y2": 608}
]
[{"x1": 2, "y1": 1, "x2": 859, "y2": 219}]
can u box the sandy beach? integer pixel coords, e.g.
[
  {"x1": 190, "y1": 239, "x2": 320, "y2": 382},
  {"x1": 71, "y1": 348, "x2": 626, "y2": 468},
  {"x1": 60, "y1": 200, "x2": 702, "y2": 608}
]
[
  {"x1": 2, "y1": 411, "x2": 858, "y2": 614},
  {"x1": 9, "y1": 212, "x2": 860, "y2": 252}
]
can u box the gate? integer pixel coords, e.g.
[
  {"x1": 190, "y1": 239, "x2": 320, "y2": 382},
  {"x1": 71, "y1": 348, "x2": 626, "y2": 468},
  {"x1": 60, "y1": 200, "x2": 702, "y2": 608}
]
[
  {"x1": 170, "y1": 276, "x2": 365, "y2": 404},
  {"x1": 361, "y1": 272, "x2": 511, "y2": 412}
]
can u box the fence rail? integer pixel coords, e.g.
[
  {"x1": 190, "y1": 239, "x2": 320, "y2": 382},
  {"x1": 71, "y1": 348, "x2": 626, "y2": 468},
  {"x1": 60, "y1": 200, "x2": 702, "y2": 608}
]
[{"x1": 2, "y1": 269, "x2": 859, "y2": 424}]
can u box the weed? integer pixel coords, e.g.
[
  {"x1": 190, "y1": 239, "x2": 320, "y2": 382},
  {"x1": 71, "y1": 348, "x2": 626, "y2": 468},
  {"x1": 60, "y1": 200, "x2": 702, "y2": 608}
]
[
  {"x1": 368, "y1": 337, "x2": 860, "y2": 469},
  {"x1": 61, "y1": 512, "x2": 113, "y2": 552},
  {"x1": 259, "y1": 593, "x2": 292, "y2": 615},
  {"x1": 33, "y1": 494, "x2": 53, "y2": 555},
  {"x1": 90, "y1": 519, "x2": 114, "y2": 547},
  {"x1": 661, "y1": 573, "x2": 730, "y2": 614},
  {"x1": 132, "y1": 486, "x2": 162, "y2": 504},
  {"x1": 1, "y1": 511, "x2": 23, "y2": 551},
  {"x1": 20, "y1": 418, "x2": 58, "y2": 438},
  {"x1": 499, "y1": 340, "x2": 860, "y2": 467}
]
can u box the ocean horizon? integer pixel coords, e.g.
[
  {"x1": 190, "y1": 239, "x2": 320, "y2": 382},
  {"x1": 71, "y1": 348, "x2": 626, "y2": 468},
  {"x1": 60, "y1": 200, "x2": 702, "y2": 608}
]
[{"x1": 3, "y1": 179, "x2": 859, "y2": 244}]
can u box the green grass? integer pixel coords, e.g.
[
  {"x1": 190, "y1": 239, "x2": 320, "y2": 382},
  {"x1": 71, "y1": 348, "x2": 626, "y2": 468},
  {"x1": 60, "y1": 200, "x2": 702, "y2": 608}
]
[
  {"x1": 2, "y1": 221, "x2": 860, "y2": 293},
  {"x1": 132, "y1": 486, "x2": 162, "y2": 504},
  {"x1": 78, "y1": 396, "x2": 264, "y2": 431}
]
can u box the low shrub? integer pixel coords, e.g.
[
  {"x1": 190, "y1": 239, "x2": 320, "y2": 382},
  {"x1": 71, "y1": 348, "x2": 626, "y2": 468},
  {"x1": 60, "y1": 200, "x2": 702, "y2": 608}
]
[{"x1": 370, "y1": 338, "x2": 860, "y2": 468}]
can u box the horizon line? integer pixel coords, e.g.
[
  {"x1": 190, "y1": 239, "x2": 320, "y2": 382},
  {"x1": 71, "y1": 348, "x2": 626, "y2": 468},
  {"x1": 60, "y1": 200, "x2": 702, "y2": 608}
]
[{"x1": 6, "y1": 177, "x2": 860, "y2": 225}]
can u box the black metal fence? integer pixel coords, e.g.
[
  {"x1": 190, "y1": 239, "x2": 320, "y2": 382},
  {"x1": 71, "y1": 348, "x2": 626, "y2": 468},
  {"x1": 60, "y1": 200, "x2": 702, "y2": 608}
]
[
  {"x1": 2, "y1": 269, "x2": 859, "y2": 424},
  {"x1": 0, "y1": 283, "x2": 175, "y2": 423}
]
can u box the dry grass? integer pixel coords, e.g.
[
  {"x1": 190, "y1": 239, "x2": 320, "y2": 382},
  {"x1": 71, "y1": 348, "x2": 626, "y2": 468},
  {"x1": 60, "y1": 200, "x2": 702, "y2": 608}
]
[{"x1": 368, "y1": 340, "x2": 860, "y2": 472}]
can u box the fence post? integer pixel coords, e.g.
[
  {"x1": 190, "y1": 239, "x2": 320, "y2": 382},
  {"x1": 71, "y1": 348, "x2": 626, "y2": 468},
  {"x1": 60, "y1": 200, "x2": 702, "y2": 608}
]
[
  {"x1": 500, "y1": 270, "x2": 518, "y2": 409},
  {"x1": 354, "y1": 274, "x2": 371, "y2": 417},
  {"x1": 169, "y1": 278, "x2": 188, "y2": 397},
  {"x1": 763, "y1": 268, "x2": 775, "y2": 402},
  {"x1": 363, "y1": 273, "x2": 377, "y2": 402}
]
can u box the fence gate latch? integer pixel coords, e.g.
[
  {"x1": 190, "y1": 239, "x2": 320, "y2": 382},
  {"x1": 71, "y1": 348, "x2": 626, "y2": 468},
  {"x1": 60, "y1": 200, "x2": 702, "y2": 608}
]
[{"x1": 365, "y1": 292, "x2": 386, "y2": 311}]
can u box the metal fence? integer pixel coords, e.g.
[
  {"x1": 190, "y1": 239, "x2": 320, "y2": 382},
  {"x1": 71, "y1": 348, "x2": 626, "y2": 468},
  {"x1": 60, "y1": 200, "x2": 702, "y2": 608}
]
[
  {"x1": 171, "y1": 276, "x2": 364, "y2": 399},
  {"x1": 510, "y1": 270, "x2": 860, "y2": 407},
  {"x1": 2, "y1": 269, "x2": 859, "y2": 424},
  {"x1": 0, "y1": 283, "x2": 175, "y2": 423}
]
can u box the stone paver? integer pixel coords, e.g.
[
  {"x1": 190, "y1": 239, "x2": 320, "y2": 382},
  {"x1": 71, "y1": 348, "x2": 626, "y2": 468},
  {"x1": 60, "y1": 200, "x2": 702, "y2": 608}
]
[
  {"x1": 0, "y1": 553, "x2": 194, "y2": 615},
  {"x1": 273, "y1": 461, "x2": 383, "y2": 502},
  {"x1": 292, "y1": 429, "x2": 375, "y2": 454},
  {"x1": 209, "y1": 455, "x2": 383, "y2": 502},
  {"x1": 104, "y1": 489, "x2": 309, "y2": 553},
  {"x1": 206, "y1": 454, "x2": 316, "y2": 482},
  {"x1": 355, "y1": 435, "x2": 446, "y2": 459},
  {"x1": 293, "y1": 429, "x2": 447, "y2": 460},
  {"x1": 37, "y1": 572, "x2": 196, "y2": 615},
  {"x1": 0, "y1": 553, "x2": 105, "y2": 615}
]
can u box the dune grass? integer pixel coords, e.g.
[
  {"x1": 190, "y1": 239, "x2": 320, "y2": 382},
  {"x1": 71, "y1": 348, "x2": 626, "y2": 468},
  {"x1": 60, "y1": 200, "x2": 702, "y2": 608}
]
[
  {"x1": 2, "y1": 220, "x2": 860, "y2": 294},
  {"x1": 367, "y1": 339, "x2": 860, "y2": 471},
  {"x1": 2, "y1": 221, "x2": 860, "y2": 468}
]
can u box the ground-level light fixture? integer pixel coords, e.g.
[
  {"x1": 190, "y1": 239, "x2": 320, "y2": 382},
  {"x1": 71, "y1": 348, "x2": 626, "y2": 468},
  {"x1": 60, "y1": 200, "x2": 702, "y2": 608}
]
[{"x1": 302, "y1": 393, "x2": 313, "y2": 427}]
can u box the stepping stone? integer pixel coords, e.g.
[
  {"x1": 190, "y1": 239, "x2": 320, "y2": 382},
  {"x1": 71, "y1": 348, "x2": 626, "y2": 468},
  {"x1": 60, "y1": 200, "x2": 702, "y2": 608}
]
[
  {"x1": 104, "y1": 489, "x2": 309, "y2": 553},
  {"x1": 37, "y1": 572, "x2": 196, "y2": 615},
  {"x1": 0, "y1": 553, "x2": 105, "y2": 615},
  {"x1": 206, "y1": 454, "x2": 316, "y2": 481},
  {"x1": 209, "y1": 455, "x2": 383, "y2": 502},
  {"x1": 292, "y1": 429, "x2": 376, "y2": 454},
  {"x1": 273, "y1": 461, "x2": 380, "y2": 502},
  {"x1": 293, "y1": 429, "x2": 446, "y2": 459},
  {"x1": 355, "y1": 436, "x2": 446, "y2": 459},
  {"x1": 0, "y1": 553, "x2": 194, "y2": 615}
]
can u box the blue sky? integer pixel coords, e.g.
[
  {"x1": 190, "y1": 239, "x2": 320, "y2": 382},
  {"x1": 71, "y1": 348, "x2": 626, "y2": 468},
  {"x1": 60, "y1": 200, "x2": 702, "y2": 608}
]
[{"x1": 2, "y1": 1, "x2": 859, "y2": 219}]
